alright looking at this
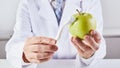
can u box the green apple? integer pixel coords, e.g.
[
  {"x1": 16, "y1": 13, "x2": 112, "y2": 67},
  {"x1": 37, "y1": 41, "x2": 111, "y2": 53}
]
[{"x1": 69, "y1": 10, "x2": 96, "y2": 39}]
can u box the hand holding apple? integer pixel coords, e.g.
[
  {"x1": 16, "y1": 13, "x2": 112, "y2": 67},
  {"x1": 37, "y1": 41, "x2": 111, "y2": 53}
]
[
  {"x1": 71, "y1": 30, "x2": 101, "y2": 59},
  {"x1": 69, "y1": 10, "x2": 101, "y2": 59}
]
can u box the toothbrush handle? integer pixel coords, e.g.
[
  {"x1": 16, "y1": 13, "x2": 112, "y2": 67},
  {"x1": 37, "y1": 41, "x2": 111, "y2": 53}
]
[
  {"x1": 55, "y1": 17, "x2": 75, "y2": 41},
  {"x1": 55, "y1": 23, "x2": 67, "y2": 41}
]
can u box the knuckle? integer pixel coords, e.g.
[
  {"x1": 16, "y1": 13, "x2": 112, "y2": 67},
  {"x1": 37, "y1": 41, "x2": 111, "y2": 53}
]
[
  {"x1": 45, "y1": 53, "x2": 49, "y2": 57},
  {"x1": 37, "y1": 60, "x2": 42, "y2": 63},
  {"x1": 46, "y1": 57, "x2": 52, "y2": 60},
  {"x1": 43, "y1": 53, "x2": 53, "y2": 58},
  {"x1": 36, "y1": 47, "x2": 40, "y2": 51},
  {"x1": 97, "y1": 37, "x2": 101, "y2": 43},
  {"x1": 35, "y1": 60, "x2": 41, "y2": 63},
  {"x1": 73, "y1": 39, "x2": 80, "y2": 45},
  {"x1": 71, "y1": 37, "x2": 76, "y2": 42},
  {"x1": 39, "y1": 45, "x2": 45, "y2": 52},
  {"x1": 35, "y1": 45, "x2": 40, "y2": 50},
  {"x1": 73, "y1": 39, "x2": 77, "y2": 43},
  {"x1": 95, "y1": 45, "x2": 99, "y2": 50},
  {"x1": 49, "y1": 39, "x2": 56, "y2": 44},
  {"x1": 35, "y1": 54, "x2": 40, "y2": 59},
  {"x1": 92, "y1": 42, "x2": 99, "y2": 51},
  {"x1": 45, "y1": 57, "x2": 51, "y2": 60},
  {"x1": 88, "y1": 37, "x2": 95, "y2": 46},
  {"x1": 89, "y1": 38, "x2": 94, "y2": 44}
]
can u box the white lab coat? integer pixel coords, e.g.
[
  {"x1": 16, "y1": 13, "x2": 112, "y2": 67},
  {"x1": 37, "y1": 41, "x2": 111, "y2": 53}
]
[{"x1": 5, "y1": 0, "x2": 106, "y2": 68}]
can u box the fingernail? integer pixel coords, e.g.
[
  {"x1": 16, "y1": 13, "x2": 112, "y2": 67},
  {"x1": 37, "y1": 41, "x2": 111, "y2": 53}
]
[
  {"x1": 50, "y1": 39, "x2": 56, "y2": 44},
  {"x1": 72, "y1": 37, "x2": 76, "y2": 42},
  {"x1": 93, "y1": 30, "x2": 97, "y2": 34},
  {"x1": 90, "y1": 30, "x2": 94, "y2": 35},
  {"x1": 51, "y1": 46, "x2": 58, "y2": 51},
  {"x1": 71, "y1": 37, "x2": 74, "y2": 40},
  {"x1": 84, "y1": 35, "x2": 89, "y2": 39}
]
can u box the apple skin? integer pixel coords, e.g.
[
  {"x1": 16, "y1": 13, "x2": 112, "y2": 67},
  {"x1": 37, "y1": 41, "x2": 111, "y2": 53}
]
[{"x1": 69, "y1": 12, "x2": 96, "y2": 39}]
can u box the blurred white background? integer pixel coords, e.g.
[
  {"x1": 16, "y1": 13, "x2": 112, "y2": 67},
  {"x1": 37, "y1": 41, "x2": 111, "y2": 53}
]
[
  {"x1": 0, "y1": 0, "x2": 20, "y2": 59},
  {"x1": 0, "y1": 0, "x2": 120, "y2": 59}
]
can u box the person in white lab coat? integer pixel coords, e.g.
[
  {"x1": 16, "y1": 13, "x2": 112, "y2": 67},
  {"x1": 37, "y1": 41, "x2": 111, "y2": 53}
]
[{"x1": 5, "y1": 0, "x2": 106, "y2": 68}]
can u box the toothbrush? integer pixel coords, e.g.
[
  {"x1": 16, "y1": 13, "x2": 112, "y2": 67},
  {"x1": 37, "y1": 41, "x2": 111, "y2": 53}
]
[{"x1": 55, "y1": 17, "x2": 75, "y2": 41}]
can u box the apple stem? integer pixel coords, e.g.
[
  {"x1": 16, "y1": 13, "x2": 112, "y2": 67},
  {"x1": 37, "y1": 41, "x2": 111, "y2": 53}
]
[{"x1": 76, "y1": 9, "x2": 81, "y2": 15}]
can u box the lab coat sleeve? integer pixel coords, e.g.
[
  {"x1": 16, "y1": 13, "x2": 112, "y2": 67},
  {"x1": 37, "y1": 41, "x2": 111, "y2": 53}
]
[
  {"x1": 5, "y1": 0, "x2": 35, "y2": 68},
  {"x1": 75, "y1": 0, "x2": 106, "y2": 66}
]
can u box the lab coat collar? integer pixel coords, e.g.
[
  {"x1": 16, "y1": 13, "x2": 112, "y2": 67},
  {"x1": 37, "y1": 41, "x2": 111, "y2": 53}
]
[{"x1": 37, "y1": 0, "x2": 81, "y2": 28}]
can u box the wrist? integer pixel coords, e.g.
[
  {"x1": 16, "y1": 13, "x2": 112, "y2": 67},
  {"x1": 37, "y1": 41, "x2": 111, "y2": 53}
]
[{"x1": 80, "y1": 52, "x2": 95, "y2": 59}]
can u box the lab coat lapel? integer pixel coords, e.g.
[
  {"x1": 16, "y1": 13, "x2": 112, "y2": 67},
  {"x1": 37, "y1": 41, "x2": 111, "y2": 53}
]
[
  {"x1": 39, "y1": 0, "x2": 58, "y2": 27},
  {"x1": 33, "y1": 0, "x2": 59, "y2": 38}
]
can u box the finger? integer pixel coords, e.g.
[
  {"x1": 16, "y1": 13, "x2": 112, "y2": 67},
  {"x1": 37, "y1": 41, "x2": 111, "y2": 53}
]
[
  {"x1": 71, "y1": 37, "x2": 84, "y2": 54},
  {"x1": 26, "y1": 52, "x2": 53, "y2": 60},
  {"x1": 83, "y1": 35, "x2": 99, "y2": 51},
  {"x1": 27, "y1": 37, "x2": 56, "y2": 45},
  {"x1": 39, "y1": 57, "x2": 51, "y2": 63},
  {"x1": 71, "y1": 37, "x2": 95, "y2": 59},
  {"x1": 30, "y1": 57, "x2": 51, "y2": 63},
  {"x1": 90, "y1": 30, "x2": 101, "y2": 43},
  {"x1": 32, "y1": 52, "x2": 54, "y2": 59},
  {"x1": 29, "y1": 44, "x2": 58, "y2": 53},
  {"x1": 71, "y1": 37, "x2": 87, "y2": 52}
]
